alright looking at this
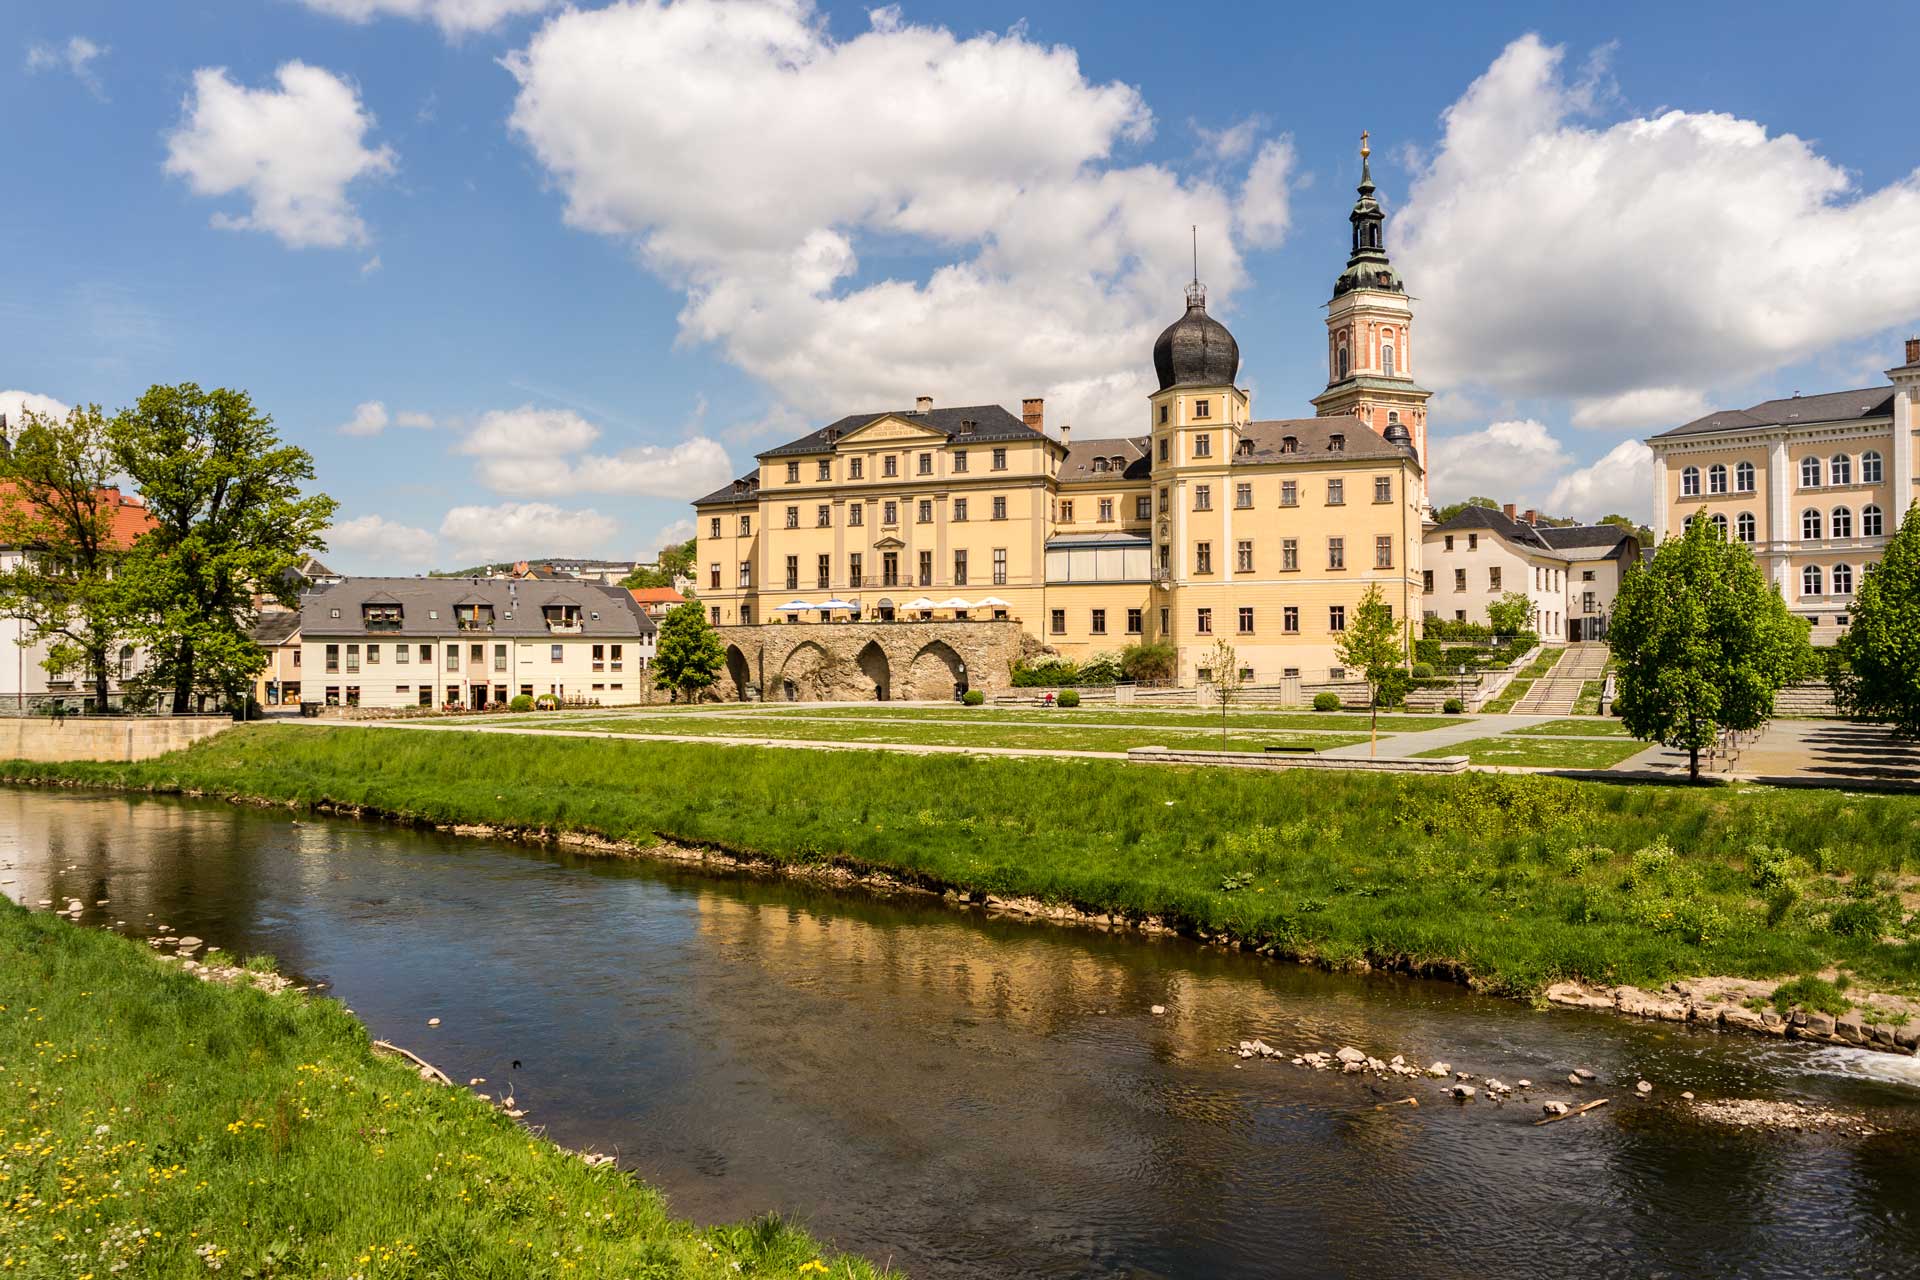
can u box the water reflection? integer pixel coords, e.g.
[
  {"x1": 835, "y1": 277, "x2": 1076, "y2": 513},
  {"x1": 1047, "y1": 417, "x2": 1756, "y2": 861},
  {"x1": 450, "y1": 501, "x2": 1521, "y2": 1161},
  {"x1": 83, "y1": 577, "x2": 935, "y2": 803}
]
[{"x1": 2, "y1": 788, "x2": 1917, "y2": 1279}]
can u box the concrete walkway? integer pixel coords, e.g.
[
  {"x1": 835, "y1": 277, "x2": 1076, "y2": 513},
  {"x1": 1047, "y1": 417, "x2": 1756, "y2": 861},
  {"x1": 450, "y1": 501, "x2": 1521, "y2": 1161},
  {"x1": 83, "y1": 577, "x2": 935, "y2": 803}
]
[{"x1": 1317, "y1": 713, "x2": 1549, "y2": 759}]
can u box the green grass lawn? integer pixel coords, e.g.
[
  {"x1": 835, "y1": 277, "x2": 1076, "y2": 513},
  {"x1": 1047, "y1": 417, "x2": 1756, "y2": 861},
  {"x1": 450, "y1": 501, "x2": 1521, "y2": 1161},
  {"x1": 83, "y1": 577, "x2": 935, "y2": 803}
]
[
  {"x1": 515, "y1": 713, "x2": 1371, "y2": 754},
  {"x1": 10, "y1": 725, "x2": 1920, "y2": 1000},
  {"x1": 1414, "y1": 734, "x2": 1648, "y2": 769},
  {"x1": 1483, "y1": 648, "x2": 1564, "y2": 713},
  {"x1": 750, "y1": 705, "x2": 1468, "y2": 731},
  {"x1": 0, "y1": 900, "x2": 889, "y2": 1280},
  {"x1": 1506, "y1": 718, "x2": 1633, "y2": 739}
]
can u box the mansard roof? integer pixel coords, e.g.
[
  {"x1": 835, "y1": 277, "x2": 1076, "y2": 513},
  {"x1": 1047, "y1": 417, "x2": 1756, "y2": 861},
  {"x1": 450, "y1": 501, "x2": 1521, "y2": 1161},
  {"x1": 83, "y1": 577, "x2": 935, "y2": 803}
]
[
  {"x1": 1652, "y1": 387, "x2": 1895, "y2": 440},
  {"x1": 1058, "y1": 436, "x2": 1151, "y2": 483},
  {"x1": 756, "y1": 404, "x2": 1036, "y2": 459}
]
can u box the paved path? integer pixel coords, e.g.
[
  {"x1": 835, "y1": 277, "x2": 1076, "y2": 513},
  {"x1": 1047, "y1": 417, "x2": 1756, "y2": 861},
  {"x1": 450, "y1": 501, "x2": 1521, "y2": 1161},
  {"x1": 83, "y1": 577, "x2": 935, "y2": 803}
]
[
  {"x1": 1512, "y1": 643, "x2": 1607, "y2": 715},
  {"x1": 1318, "y1": 713, "x2": 1554, "y2": 759}
]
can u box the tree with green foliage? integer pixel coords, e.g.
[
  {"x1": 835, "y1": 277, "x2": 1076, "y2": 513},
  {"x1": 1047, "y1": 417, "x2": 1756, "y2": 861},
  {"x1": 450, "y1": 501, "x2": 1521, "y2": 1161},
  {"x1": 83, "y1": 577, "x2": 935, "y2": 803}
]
[
  {"x1": 1486, "y1": 590, "x2": 1535, "y2": 637},
  {"x1": 1598, "y1": 512, "x2": 1654, "y2": 545},
  {"x1": 109, "y1": 384, "x2": 337, "y2": 713},
  {"x1": 1205, "y1": 638, "x2": 1243, "y2": 750},
  {"x1": 1834, "y1": 501, "x2": 1920, "y2": 736},
  {"x1": 652, "y1": 600, "x2": 726, "y2": 702},
  {"x1": 1336, "y1": 583, "x2": 1406, "y2": 755},
  {"x1": 621, "y1": 538, "x2": 697, "y2": 592},
  {"x1": 0, "y1": 405, "x2": 136, "y2": 710},
  {"x1": 1610, "y1": 509, "x2": 1809, "y2": 780},
  {"x1": 1118, "y1": 640, "x2": 1175, "y2": 685},
  {"x1": 1431, "y1": 495, "x2": 1499, "y2": 525}
]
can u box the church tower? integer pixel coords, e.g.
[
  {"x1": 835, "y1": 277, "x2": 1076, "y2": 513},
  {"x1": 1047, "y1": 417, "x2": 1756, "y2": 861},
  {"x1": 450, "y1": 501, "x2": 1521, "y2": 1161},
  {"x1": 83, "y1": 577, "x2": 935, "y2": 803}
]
[{"x1": 1311, "y1": 132, "x2": 1431, "y2": 505}]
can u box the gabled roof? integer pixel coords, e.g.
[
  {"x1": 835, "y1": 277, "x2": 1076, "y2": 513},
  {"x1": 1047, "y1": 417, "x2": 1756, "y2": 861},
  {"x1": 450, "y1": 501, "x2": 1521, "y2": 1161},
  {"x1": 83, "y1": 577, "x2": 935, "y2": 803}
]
[
  {"x1": 1535, "y1": 525, "x2": 1635, "y2": 552},
  {"x1": 756, "y1": 404, "x2": 1038, "y2": 459},
  {"x1": 1652, "y1": 387, "x2": 1895, "y2": 439},
  {"x1": 1431, "y1": 506, "x2": 1635, "y2": 560},
  {"x1": 251, "y1": 612, "x2": 301, "y2": 647},
  {"x1": 1058, "y1": 436, "x2": 1151, "y2": 483},
  {"x1": 1234, "y1": 417, "x2": 1418, "y2": 466},
  {"x1": 627, "y1": 587, "x2": 685, "y2": 606},
  {"x1": 0, "y1": 482, "x2": 155, "y2": 550}
]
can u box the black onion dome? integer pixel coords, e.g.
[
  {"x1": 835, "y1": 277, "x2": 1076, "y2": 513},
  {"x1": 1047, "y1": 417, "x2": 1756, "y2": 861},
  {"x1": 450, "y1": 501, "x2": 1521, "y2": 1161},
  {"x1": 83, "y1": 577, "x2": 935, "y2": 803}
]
[{"x1": 1152, "y1": 283, "x2": 1240, "y2": 391}]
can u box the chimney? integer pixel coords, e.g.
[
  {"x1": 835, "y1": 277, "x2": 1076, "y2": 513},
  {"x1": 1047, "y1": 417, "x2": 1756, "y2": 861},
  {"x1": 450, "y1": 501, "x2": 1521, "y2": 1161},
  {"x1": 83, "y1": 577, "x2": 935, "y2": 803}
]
[
  {"x1": 915, "y1": 395, "x2": 933, "y2": 415},
  {"x1": 1059, "y1": 423, "x2": 1071, "y2": 447},
  {"x1": 1906, "y1": 336, "x2": 1920, "y2": 366},
  {"x1": 1522, "y1": 508, "x2": 1538, "y2": 525},
  {"x1": 1502, "y1": 503, "x2": 1516, "y2": 520},
  {"x1": 1022, "y1": 397, "x2": 1044, "y2": 434}
]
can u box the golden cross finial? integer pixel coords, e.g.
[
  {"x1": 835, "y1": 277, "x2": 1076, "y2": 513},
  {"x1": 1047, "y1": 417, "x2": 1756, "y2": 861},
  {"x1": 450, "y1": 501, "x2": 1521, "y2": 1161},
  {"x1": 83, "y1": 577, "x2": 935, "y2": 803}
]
[{"x1": 1360, "y1": 130, "x2": 1370, "y2": 160}]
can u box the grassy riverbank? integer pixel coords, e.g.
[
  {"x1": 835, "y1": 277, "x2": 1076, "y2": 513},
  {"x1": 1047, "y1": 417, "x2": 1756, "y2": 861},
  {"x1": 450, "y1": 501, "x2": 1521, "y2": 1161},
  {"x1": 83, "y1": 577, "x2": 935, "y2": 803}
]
[
  {"x1": 0, "y1": 899, "x2": 889, "y2": 1278},
  {"x1": 8, "y1": 724, "x2": 1920, "y2": 998}
]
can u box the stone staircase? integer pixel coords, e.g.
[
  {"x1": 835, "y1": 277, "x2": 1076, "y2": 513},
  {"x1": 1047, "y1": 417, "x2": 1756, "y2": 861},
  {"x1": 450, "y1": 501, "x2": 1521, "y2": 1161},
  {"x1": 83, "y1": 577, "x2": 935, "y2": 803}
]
[{"x1": 1511, "y1": 643, "x2": 1609, "y2": 716}]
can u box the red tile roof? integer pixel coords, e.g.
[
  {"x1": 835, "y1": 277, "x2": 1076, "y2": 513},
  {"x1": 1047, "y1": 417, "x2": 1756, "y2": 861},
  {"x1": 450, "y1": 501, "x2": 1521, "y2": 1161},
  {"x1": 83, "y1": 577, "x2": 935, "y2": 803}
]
[
  {"x1": 0, "y1": 482, "x2": 156, "y2": 550},
  {"x1": 627, "y1": 587, "x2": 686, "y2": 606}
]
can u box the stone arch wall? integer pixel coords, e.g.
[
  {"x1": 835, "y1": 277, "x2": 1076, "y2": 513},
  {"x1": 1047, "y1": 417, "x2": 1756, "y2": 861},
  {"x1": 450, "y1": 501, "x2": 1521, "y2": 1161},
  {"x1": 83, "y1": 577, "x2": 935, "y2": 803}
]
[{"x1": 708, "y1": 620, "x2": 1025, "y2": 703}]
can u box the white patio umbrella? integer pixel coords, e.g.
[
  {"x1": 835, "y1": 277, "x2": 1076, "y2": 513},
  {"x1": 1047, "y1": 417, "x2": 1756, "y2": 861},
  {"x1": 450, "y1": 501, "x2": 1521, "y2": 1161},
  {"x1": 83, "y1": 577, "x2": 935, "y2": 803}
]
[
  {"x1": 774, "y1": 599, "x2": 814, "y2": 613},
  {"x1": 901, "y1": 596, "x2": 938, "y2": 610},
  {"x1": 817, "y1": 598, "x2": 857, "y2": 611},
  {"x1": 935, "y1": 597, "x2": 972, "y2": 610},
  {"x1": 971, "y1": 596, "x2": 1011, "y2": 608}
]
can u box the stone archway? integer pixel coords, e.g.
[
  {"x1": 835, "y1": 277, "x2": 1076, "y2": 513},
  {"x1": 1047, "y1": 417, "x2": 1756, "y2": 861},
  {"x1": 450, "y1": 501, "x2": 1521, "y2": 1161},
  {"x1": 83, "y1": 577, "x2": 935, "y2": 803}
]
[
  {"x1": 904, "y1": 639, "x2": 966, "y2": 701},
  {"x1": 724, "y1": 645, "x2": 753, "y2": 702},
  {"x1": 777, "y1": 641, "x2": 834, "y2": 702},
  {"x1": 856, "y1": 640, "x2": 891, "y2": 701}
]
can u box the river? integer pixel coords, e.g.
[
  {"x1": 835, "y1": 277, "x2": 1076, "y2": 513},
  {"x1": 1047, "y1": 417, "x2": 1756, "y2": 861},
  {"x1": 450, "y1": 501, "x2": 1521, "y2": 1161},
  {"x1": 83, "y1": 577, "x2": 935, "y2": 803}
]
[{"x1": 2, "y1": 788, "x2": 1917, "y2": 1278}]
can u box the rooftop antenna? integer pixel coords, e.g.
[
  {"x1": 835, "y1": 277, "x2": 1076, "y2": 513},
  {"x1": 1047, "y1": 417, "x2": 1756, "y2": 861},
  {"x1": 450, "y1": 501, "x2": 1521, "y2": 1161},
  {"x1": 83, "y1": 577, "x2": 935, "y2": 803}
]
[
  {"x1": 1191, "y1": 225, "x2": 1198, "y2": 285},
  {"x1": 1186, "y1": 225, "x2": 1206, "y2": 308}
]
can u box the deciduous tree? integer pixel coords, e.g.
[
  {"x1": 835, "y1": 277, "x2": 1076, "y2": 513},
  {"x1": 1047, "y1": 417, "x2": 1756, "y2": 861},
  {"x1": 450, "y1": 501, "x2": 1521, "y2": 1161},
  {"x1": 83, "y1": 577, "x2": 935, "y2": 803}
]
[
  {"x1": 0, "y1": 405, "x2": 136, "y2": 709},
  {"x1": 1610, "y1": 510, "x2": 1809, "y2": 780},
  {"x1": 1486, "y1": 590, "x2": 1535, "y2": 637},
  {"x1": 652, "y1": 600, "x2": 725, "y2": 702},
  {"x1": 621, "y1": 538, "x2": 696, "y2": 592},
  {"x1": 1834, "y1": 501, "x2": 1920, "y2": 736},
  {"x1": 1206, "y1": 638, "x2": 1242, "y2": 750},
  {"x1": 110, "y1": 384, "x2": 336, "y2": 713},
  {"x1": 1336, "y1": 583, "x2": 1406, "y2": 755}
]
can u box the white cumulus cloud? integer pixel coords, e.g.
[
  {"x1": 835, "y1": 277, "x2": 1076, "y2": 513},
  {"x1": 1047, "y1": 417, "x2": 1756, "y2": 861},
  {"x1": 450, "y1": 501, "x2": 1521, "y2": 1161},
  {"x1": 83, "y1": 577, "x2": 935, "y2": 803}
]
[
  {"x1": 25, "y1": 36, "x2": 106, "y2": 98},
  {"x1": 338, "y1": 401, "x2": 435, "y2": 436},
  {"x1": 1569, "y1": 386, "x2": 1711, "y2": 432},
  {"x1": 640, "y1": 517, "x2": 695, "y2": 558},
  {"x1": 438, "y1": 502, "x2": 618, "y2": 559},
  {"x1": 1236, "y1": 137, "x2": 1295, "y2": 249},
  {"x1": 503, "y1": 0, "x2": 1286, "y2": 435},
  {"x1": 1426, "y1": 418, "x2": 1570, "y2": 506},
  {"x1": 295, "y1": 0, "x2": 554, "y2": 35},
  {"x1": 1397, "y1": 33, "x2": 1920, "y2": 419},
  {"x1": 325, "y1": 514, "x2": 438, "y2": 570},
  {"x1": 1548, "y1": 439, "x2": 1654, "y2": 523},
  {"x1": 457, "y1": 405, "x2": 733, "y2": 499},
  {"x1": 0, "y1": 389, "x2": 73, "y2": 427},
  {"x1": 164, "y1": 61, "x2": 396, "y2": 249}
]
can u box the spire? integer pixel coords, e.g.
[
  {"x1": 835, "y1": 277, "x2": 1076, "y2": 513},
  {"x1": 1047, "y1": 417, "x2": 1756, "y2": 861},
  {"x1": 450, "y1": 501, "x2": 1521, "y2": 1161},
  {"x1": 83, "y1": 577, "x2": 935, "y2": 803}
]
[
  {"x1": 1358, "y1": 130, "x2": 1374, "y2": 197},
  {"x1": 1185, "y1": 223, "x2": 1206, "y2": 309},
  {"x1": 1333, "y1": 128, "x2": 1402, "y2": 297}
]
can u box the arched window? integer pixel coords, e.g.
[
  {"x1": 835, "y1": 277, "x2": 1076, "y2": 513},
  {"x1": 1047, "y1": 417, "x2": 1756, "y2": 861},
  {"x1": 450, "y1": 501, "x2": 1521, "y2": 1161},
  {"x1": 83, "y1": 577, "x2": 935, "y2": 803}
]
[
  {"x1": 1861, "y1": 450, "x2": 1883, "y2": 483},
  {"x1": 1830, "y1": 454, "x2": 1852, "y2": 485},
  {"x1": 1681, "y1": 466, "x2": 1700, "y2": 496},
  {"x1": 1735, "y1": 511, "x2": 1756, "y2": 543},
  {"x1": 1709, "y1": 513, "x2": 1728, "y2": 536},
  {"x1": 1831, "y1": 506, "x2": 1852, "y2": 538},
  {"x1": 1337, "y1": 344, "x2": 1349, "y2": 379},
  {"x1": 1802, "y1": 508, "x2": 1822, "y2": 540},
  {"x1": 1802, "y1": 564, "x2": 1823, "y2": 596},
  {"x1": 1833, "y1": 563, "x2": 1854, "y2": 595},
  {"x1": 1708, "y1": 463, "x2": 1728, "y2": 494},
  {"x1": 1382, "y1": 343, "x2": 1396, "y2": 377},
  {"x1": 1387, "y1": 410, "x2": 1400, "y2": 425},
  {"x1": 1800, "y1": 456, "x2": 1822, "y2": 488},
  {"x1": 1735, "y1": 460, "x2": 1756, "y2": 493},
  {"x1": 1862, "y1": 504, "x2": 1883, "y2": 537}
]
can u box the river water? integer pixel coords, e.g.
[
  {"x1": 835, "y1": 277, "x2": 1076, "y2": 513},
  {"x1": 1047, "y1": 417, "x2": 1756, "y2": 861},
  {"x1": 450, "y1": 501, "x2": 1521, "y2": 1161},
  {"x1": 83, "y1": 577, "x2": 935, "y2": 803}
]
[{"x1": 2, "y1": 788, "x2": 1917, "y2": 1279}]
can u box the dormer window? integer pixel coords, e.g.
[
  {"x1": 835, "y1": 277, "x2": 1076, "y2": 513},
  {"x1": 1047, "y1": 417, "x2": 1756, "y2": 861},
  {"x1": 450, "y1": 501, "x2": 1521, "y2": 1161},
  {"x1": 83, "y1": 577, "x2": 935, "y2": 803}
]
[
  {"x1": 362, "y1": 603, "x2": 403, "y2": 631},
  {"x1": 455, "y1": 603, "x2": 495, "y2": 631},
  {"x1": 542, "y1": 603, "x2": 583, "y2": 632},
  {"x1": 1328, "y1": 434, "x2": 1345, "y2": 453},
  {"x1": 1092, "y1": 458, "x2": 1109, "y2": 473},
  {"x1": 1280, "y1": 436, "x2": 1297, "y2": 454},
  {"x1": 1236, "y1": 438, "x2": 1254, "y2": 457}
]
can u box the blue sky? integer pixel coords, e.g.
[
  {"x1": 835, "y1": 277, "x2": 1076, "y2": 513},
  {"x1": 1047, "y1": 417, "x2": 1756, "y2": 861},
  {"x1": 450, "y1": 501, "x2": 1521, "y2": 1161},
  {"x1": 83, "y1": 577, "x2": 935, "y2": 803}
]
[{"x1": 6, "y1": 0, "x2": 1920, "y2": 572}]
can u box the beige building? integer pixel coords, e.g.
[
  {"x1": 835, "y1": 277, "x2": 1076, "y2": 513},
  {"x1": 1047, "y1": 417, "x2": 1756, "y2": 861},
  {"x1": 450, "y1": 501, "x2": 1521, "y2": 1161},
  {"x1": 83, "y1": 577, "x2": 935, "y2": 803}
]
[
  {"x1": 250, "y1": 613, "x2": 304, "y2": 708},
  {"x1": 1422, "y1": 505, "x2": 1640, "y2": 641},
  {"x1": 299, "y1": 577, "x2": 654, "y2": 710},
  {"x1": 1646, "y1": 339, "x2": 1920, "y2": 639},
  {"x1": 693, "y1": 140, "x2": 1430, "y2": 689}
]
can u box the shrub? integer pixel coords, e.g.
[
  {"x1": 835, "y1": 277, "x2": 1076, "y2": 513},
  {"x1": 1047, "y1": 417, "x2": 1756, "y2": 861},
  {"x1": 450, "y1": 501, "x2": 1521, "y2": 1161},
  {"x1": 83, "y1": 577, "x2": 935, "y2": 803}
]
[
  {"x1": 1443, "y1": 697, "x2": 1463, "y2": 714},
  {"x1": 1011, "y1": 659, "x2": 1080, "y2": 687},
  {"x1": 1118, "y1": 641, "x2": 1177, "y2": 685},
  {"x1": 1056, "y1": 689, "x2": 1080, "y2": 708},
  {"x1": 1414, "y1": 638, "x2": 1442, "y2": 667},
  {"x1": 1077, "y1": 653, "x2": 1121, "y2": 686},
  {"x1": 1622, "y1": 838, "x2": 1729, "y2": 946},
  {"x1": 1411, "y1": 662, "x2": 1434, "y2": 680},
  {"x1": 534, "y1": 694, "x2": 560, "y2": 711},
  {"x1": 508, "y1": 694, "x2": 535, "y2": 712},
  {"x1": 1312, "y1": 691, "x2": 1342, "y2": 712},
  {"x1": 1828, "y1": 897, "x2": 1887, "y2": 938},
  {"x1": 962, "y1": 689, "x2": 985, "y2": 706}
]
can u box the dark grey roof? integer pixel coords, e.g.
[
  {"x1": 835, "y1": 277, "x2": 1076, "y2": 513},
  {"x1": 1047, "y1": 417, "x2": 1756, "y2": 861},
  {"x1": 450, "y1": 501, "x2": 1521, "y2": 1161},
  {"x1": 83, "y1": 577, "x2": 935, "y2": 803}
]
[
  {"x1": 299, "y1": 555, "x2": 338, "y2": 579},
  {"x1": 1233, "y1": 417, "x2": 1419, "y2": 466},
  {"x1": 756, "y1": 404, "x2": 1037, "y2": 460},
  {"x1": 1432, "y1": 507, "x2": 1634, "y2": 559},
  {"x1": 251, "y1": 612, "x2": 301, "y2": 646},
  {"x1": 1535, "y1": 525, "x2": 1636, "y2": 553},
  {"x1": 1058, "y1": 436, "x2": 1151, "y2": 484},
  {"x1": 1652, "y1": 387, "x2": 1894, "y2": 439},
  {"x1": 694, "y1": 473, "x2": 761, "y2": 508},
  {"x1": 1152, "y1": 285, "x2": 1240, "y2": 391},
  {"x1": 302, "y1": 577, "x2": 652, "y2": 639}
]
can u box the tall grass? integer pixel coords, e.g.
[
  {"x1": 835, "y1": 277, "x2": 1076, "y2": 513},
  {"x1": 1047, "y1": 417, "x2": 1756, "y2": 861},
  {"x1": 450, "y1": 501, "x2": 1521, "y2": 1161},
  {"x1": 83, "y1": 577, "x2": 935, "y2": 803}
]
[
  {"x1": 10, "y1": 725, "x2": 1920, "y2": 996},
  {"x1": 0, "y1": 900, "x2": 891, "y2": 1278}
]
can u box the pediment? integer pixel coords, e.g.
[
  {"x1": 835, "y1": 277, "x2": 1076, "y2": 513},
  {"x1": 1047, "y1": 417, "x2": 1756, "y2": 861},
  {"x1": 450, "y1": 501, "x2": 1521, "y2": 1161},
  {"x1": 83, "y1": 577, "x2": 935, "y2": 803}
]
[
  {"x1": 872, "y1": 535, "x2": 907, "y2": 549},
  {"x1": 836, "y1": 415, "x2": 946, "y2": 446}
]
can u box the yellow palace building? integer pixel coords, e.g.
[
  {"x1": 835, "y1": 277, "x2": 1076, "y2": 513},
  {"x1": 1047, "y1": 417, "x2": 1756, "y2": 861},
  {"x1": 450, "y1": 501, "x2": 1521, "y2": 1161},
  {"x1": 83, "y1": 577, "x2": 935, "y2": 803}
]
[{"x1": 693, "y1": 139, "x2": 1431, "y2": 686}]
